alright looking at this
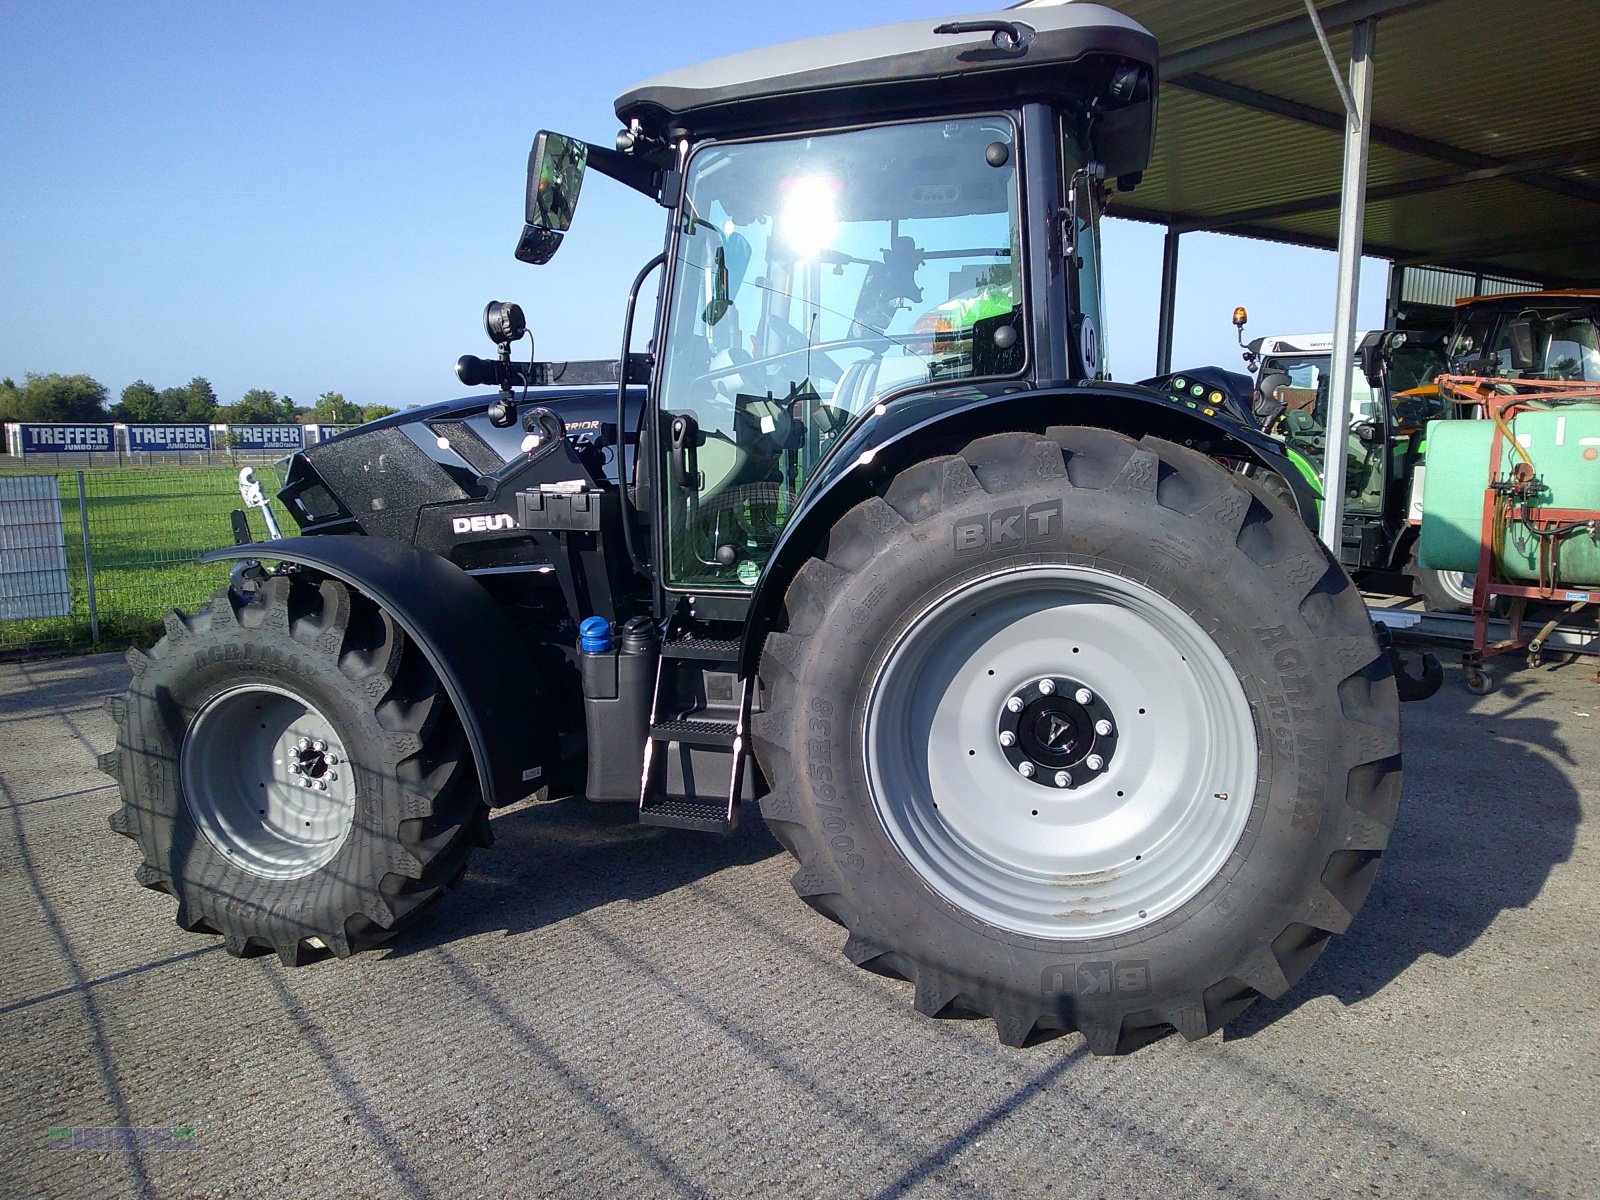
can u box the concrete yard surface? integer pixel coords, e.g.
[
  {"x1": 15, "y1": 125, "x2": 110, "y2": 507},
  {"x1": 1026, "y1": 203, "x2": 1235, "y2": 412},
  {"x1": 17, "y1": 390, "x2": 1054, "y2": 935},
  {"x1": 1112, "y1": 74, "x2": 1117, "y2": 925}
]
[{"x1": 1, "y1": 649, "x2": 1596, "y2": 1199}]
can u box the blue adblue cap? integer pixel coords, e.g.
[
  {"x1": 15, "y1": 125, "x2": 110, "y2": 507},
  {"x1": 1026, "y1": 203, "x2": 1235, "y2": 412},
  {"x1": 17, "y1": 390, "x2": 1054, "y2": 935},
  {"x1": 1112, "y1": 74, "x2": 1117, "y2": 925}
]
[{"x1": 579, "y1": 616, "x2": 613, "y2": 653}]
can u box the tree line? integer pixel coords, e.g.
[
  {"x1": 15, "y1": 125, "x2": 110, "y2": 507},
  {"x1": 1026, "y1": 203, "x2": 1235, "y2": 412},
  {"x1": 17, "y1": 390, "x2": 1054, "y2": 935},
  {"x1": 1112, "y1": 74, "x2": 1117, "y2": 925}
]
[{"x1": 0, "y1": 373, "x2": 399, "y2": 425}]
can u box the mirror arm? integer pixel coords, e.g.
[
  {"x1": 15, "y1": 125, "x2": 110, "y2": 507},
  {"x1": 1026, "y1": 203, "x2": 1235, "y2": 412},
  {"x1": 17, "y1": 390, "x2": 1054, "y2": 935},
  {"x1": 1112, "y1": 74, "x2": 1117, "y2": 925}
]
[{"x1": 585, "y1": 141, "x2": 665, "y2": 199}]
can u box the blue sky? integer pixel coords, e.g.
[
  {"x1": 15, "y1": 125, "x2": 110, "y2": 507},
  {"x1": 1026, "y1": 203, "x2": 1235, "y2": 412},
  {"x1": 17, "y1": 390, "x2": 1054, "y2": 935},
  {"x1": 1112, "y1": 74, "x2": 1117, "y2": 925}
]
[{"x1": 0, "y1": 2, "x2": 1389, "y2": 411}]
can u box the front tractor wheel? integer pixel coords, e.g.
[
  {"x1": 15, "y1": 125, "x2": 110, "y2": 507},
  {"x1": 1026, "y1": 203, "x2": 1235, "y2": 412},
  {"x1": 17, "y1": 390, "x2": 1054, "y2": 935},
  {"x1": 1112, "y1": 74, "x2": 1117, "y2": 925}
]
[
  {"x1": 753, "y1": 429, "x2": 1402, "y2": 1054},
  {"x1": 100, "y1": 575, "x2": 489, "y2": 964}
]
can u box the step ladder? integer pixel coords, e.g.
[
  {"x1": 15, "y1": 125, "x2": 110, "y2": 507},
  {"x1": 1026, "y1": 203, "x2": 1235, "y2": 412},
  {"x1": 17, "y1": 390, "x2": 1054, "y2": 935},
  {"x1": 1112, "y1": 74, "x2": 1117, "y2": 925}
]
[{"x1": 638, "y1": 634, "x2": 752, "y2": 834}]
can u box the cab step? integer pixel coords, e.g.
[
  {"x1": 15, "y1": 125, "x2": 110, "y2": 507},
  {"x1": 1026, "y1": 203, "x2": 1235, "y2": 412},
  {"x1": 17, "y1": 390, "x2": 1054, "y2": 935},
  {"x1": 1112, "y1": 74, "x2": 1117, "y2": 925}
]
[
  {"x1": 638, "y1": 655, "x2": 752, "y2": 834},
  {"x1": 660, "y1": 635, "x2": 740, "y2": 663},
  {"x1": 638, "y1": 796, "x2": 736, "y2": 834},
  {"x1": 649, "y1": 717, "x2": 738, "y2": 747}
]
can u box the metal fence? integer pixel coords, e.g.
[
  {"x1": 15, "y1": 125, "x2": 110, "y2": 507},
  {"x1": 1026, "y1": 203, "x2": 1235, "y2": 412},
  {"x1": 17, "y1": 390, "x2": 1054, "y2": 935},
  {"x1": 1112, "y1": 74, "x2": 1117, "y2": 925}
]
[
  {"x1": 1, "y1": 448, "x2": 289, "y2": 470},
  {"x1": 0, "y1": 466, "x2": 282, "y2": 656}
]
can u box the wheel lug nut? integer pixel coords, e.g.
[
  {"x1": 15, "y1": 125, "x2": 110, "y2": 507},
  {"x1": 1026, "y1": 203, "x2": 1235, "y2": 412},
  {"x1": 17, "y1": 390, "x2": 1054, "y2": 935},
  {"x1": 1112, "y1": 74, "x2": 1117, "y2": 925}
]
[
  {"x1": 312, "y1": 739, "x2": 327, "y2": 753},
  {"x1": 298, "y1": 776, "x2": 311, "y2": 788},
  {"x1": 296, "y1": 737, "x2": 311, "y2": 750},
  {"x1": 1037, "y1": 678, "x2": 1055, "y2": 695},
  {"x1": 1006, "y1": 696, "x2": 1024, "y2": 713},
  {"x1": 1054, "y1": 770, "x2": 1072, "y2": 787},
  {"x1": 326, "y1": 770, "x2": 338, "y2": 782},
  {"x1": 288, "y1": 763, "x2": 302, "y2": 775},
  {"x1": 1085, "y1": 754, "x2": 1105, "y2": 771},
  {"x1": 1075, "y1": 687, "x2": 1093, "y2": 705},
  {"x1": 998, "y1": 730, "x2": 1016, "y2": 747},
  {"x1": 313, "y1": 779, "x2": 328, "y2": 792},
  {"x1": 326, "y1": 753, "x2": 340, "y2": 766},
  {"x1": 1095, "y1": 719, "x2": 1113, "y2": 737},
  {"x1": 1017, "y1": 761, "x2": 1035, "y2": 778}
]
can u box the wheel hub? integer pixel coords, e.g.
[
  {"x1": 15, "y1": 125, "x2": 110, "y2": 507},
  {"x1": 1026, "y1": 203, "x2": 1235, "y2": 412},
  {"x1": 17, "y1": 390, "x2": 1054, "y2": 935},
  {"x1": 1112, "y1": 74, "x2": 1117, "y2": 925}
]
[
  {"x1": 997, "y1": 676, "x2": 1117, "y2": 787},
  {"x1": 287, "y1": 736, "x2": 342, "y2": 791}
]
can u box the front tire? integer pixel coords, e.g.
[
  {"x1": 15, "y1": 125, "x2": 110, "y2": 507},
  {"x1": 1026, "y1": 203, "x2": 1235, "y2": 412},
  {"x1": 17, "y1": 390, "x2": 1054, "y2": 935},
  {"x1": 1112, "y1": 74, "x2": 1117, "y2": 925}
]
[
  {"x1": 100, "y1": 575, "x2": 488, "y2": 965},
  {"x1": 754, "y1": 429, "x2": 1402, "y2": 1053}
]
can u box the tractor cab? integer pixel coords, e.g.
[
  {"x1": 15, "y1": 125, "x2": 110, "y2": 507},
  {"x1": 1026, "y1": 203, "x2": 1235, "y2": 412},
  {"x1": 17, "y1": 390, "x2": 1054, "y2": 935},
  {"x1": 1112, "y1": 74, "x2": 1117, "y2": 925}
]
[{"x1": 503, "y1": 5, "x2": 1159, "y2": 607}]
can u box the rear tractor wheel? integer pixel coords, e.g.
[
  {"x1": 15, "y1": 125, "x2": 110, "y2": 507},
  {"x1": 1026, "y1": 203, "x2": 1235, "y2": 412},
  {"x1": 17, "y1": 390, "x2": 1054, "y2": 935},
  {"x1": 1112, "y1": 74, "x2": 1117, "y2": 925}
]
[
  {"x1": 100, "y1": 574, "x2": 488, "y2": 964},
  {"x1": 754, "y1": 429, "x2": 1402, "y2": 1054}
]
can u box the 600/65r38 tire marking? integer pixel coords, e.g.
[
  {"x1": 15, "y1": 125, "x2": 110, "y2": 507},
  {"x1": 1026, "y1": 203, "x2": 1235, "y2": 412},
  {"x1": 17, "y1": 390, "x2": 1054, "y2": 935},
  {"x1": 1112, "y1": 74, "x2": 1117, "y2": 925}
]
[
  {"x1": 100, "y1": 574, "x2": 490, "y2": 966},
  {"x1": 753, "y1": 429, "x2": 1402, "y2": 1054}
]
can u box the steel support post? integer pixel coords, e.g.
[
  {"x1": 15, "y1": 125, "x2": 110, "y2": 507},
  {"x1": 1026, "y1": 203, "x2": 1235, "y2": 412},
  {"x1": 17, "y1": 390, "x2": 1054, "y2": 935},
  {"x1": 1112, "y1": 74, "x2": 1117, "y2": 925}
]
[
  {"x1": 1319, "y1": 16, "x2": 1376, "y2": 554},
  {"x1": 1156, "y1": 226, "x2": 1180, "y2": 375},
  {"x1": 76, "y1": 471, "x2": 99, "y2": 643}
]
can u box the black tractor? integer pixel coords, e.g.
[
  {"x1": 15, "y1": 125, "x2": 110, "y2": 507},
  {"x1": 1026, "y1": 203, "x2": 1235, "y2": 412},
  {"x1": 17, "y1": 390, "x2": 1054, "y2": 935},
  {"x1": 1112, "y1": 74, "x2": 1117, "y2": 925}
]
[{"x1": 101, "y1": 5, "x2": 1416, "y2": 1055}]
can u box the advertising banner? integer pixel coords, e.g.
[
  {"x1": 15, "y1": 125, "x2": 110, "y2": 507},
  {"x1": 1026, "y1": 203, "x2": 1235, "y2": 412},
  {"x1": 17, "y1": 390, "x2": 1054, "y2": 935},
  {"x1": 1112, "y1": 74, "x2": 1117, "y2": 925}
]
[
  {"x1": 127, "y1": 424, "x2": 213, "y2": 452},
  {"x1": 313, "y1": 424, "x2": 358, "y2": 443},
  {"x1": 17, "y1": 424, "x2": 113, "y2": 454},
  {"x1": 227, "y1": 424, "x2": 305, "y2": 452}
]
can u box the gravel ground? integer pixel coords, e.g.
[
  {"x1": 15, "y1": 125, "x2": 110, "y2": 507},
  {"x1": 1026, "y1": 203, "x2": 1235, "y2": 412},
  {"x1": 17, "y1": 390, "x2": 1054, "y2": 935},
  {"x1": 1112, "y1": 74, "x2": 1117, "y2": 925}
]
[{"x1": 1, "y1": 647, "x2": 1596, "y2": 1200}]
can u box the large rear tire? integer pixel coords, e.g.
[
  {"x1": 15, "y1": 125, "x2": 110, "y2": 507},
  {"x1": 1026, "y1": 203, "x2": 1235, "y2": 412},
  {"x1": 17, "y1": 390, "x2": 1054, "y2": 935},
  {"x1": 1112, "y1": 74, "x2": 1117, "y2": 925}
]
[
  {"x1": 100, "y1": 575, "x2": 488, "y2": 965},
  {"x1": 753, "y1": 430, "x2": 1402, "y2": 1053}
]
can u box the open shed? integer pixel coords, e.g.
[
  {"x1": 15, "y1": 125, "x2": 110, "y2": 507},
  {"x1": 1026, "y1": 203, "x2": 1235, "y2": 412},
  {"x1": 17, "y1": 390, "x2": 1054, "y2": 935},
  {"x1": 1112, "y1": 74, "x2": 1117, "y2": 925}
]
[{"x1": 1043, "y1": 0, "x2": 1600, "y2": 545}]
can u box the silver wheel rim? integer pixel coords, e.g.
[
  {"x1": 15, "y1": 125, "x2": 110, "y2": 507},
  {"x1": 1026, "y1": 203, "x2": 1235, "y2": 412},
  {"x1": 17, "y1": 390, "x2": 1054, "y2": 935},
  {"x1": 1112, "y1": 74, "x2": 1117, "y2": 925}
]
[
  {"x1": 864, "y1": 565, "x2": 1258, "y2": 939},
  {"x1": 181, "y1": 684, "x2": 357, "y2": 880},
  {"x1": 1436, "y1": 570, "x2": 1475, "y2": 608}
]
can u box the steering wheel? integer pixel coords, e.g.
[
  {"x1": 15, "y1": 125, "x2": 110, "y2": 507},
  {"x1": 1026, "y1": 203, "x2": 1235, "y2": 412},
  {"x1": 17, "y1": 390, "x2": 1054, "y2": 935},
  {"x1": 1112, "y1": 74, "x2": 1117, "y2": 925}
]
[{"x1": 688, "y1": 327, "x2": 910, "y2": 404}]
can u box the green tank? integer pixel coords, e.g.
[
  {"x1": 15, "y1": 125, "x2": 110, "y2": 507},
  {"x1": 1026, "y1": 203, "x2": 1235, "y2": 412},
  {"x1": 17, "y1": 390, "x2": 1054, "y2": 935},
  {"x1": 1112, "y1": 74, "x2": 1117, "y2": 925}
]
[{"x1": 1418, "y1": 404, "x2": 1600, "y2": 588}]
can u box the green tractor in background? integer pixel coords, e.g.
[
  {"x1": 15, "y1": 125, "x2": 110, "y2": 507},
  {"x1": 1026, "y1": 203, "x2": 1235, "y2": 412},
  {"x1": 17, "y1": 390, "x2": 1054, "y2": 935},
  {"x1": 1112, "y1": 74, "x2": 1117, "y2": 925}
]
[{"x1": 1236, "y1": 313, "x2": 1466, "y2": 609}]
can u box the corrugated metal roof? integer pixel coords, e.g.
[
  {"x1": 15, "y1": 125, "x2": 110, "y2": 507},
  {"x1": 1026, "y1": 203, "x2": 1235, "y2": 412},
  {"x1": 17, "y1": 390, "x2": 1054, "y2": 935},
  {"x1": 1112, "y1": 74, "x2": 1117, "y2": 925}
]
[{"x1": 1087, "y1": 0, "x2": 1600, "y2": 283}]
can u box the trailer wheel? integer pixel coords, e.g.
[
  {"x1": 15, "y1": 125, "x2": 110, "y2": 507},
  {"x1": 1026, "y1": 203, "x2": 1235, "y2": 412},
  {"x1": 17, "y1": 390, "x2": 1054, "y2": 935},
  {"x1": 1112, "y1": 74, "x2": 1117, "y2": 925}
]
[
  {"x1": 754, "y1": 429, "x2": 1402, "y2": 1054},
  {"x1": 100, "y1": 575, "x2": 487, "y2": 964}
]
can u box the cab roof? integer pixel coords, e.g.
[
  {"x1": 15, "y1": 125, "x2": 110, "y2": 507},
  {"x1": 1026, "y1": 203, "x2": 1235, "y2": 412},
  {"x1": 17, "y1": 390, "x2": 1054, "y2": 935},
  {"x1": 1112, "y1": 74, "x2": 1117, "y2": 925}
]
[{"x1": 614, "y1": 5, "x2": 1157, "y2": 175}]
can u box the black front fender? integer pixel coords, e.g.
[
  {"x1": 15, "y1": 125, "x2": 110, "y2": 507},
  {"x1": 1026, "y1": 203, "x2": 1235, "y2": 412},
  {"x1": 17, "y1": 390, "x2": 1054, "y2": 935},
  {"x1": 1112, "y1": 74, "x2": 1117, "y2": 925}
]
[
  {"x1": 741, "y1": 382, "x2": 1318, "y2": 673},
  {"x1": 199, "y1": 537, "x2": 555, "y2": 807}
]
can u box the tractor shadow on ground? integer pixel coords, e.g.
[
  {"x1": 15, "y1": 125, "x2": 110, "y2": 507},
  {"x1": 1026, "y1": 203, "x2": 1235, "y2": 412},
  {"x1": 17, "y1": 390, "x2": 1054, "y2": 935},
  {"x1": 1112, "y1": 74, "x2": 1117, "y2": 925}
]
[
  {"x1": 380, "y1": 786, "x2": 786, "y2": 958},
  {"x1": 1228, "y1": 658, "x2": 1586, "y2": 1042}
]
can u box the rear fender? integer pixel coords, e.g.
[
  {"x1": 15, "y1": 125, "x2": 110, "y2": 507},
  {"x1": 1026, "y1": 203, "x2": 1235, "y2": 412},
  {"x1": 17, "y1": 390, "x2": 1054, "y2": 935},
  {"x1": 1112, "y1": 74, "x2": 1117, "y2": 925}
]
[
  {"x1": 741, "y1": 383, "x2": 1320, "y2": 673},
  {"x1": 199, "y1": 537, "x2": 556, "y2": 807}
]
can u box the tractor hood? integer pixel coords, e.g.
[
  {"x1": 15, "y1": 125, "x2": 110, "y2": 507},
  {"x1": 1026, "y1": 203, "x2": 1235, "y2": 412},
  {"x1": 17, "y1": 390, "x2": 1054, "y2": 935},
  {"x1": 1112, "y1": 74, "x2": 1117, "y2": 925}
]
[{"x1": 275, "y1": 385, "x2": 642, "y2": 542}]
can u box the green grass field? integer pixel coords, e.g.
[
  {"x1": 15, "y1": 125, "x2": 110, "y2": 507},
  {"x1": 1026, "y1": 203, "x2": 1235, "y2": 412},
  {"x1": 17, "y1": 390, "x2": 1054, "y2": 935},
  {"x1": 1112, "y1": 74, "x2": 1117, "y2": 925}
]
[{"x1": 1, "y1": 464, "x2": 287, "y2": 654}]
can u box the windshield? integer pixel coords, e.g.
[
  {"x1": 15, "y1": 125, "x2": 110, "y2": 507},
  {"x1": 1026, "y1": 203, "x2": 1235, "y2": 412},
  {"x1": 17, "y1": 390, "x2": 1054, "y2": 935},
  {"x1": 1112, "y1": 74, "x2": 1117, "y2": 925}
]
[
  {"x1": 1386, "y1": 342, "x2": 1448, "y2": 394},
  {"x1": 1260, "y1": 353, "x2": 1380, "y2": 426},
  {"x1": 1448, "y1": 302, "x2": 1600, "y2": 382},
  {"x1": 1490, "y1": 307, "x2": 1600, "y2": 381},
  {"x1": 656, "y1": 116, "x2": 1023, "y2": 589}
]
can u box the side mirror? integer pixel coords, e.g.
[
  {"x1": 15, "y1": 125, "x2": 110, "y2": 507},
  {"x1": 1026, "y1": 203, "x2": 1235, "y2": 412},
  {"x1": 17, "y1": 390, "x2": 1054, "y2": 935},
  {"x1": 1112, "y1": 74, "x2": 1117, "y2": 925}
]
[
  {"x1": 1356, "y1": 345, "x2": 1384, "y2": 389},
  {"x1": 1506, "y1": 317, "x2": 1540, "y2": 372},
  {"x1": 515, "y1": 226, "x2": 564, "y2": 266},
  {"x1": 515, "y1": 132, "x2": 590, "y2": 265}
]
